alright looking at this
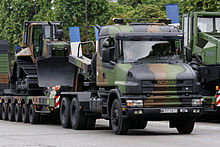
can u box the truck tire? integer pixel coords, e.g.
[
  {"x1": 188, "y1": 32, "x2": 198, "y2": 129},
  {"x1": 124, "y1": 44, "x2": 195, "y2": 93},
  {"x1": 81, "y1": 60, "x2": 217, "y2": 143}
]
[
  {"x1": 70, "y1": 98, "x2": 86, "y2": 130},
  {"x1": 129, "y1": 120, "x2": 148, "y2": 129},
  {"x1": 8, "y1": 103, "x2": 15, "y2": 121},
  {"x1": 29, "y1": 104, "x2": 40, "y2": 124},
  {"x1": 22, "y1": 104, "x2": 29, "y2": 123},
  {"x1": 2, "y1": 103, "x2": 8, "y2": 120},
  {"x1": 111, "y1": 99, "x2": 129, "y2": 135},
  {"x1": 60, "y1": 97, "x2": 71, "y2": 128},
  {"x1": 15, "y1": 103, "x2": 22, "y2": 122},
  {"x1": 0, "y1": 104, "x2": 2, "y2": 120},
  {"x1": 176, "y1": 119, "x2": 195, "y2": 134}
]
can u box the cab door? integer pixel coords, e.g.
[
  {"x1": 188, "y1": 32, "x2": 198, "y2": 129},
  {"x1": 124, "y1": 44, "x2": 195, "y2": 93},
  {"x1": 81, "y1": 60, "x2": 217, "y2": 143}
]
[
  {"x1": 32, "y1": 25, "x2": 43, "y2": 60},
  {"x1": 96, "y1": 37, "x2": 115, "y2": 86}
]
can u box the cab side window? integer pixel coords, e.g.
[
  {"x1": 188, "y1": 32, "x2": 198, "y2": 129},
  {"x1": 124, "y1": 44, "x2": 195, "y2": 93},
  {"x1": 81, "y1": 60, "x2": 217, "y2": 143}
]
[{"x1": 32, "y1": 25, "x2": 43, "y2": 59}]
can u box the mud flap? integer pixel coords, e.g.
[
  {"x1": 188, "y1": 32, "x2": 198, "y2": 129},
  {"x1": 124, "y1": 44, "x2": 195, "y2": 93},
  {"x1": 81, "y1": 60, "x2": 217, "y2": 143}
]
[{"x1": 37, "y1": 57, "x2": 75, "y2": 87}]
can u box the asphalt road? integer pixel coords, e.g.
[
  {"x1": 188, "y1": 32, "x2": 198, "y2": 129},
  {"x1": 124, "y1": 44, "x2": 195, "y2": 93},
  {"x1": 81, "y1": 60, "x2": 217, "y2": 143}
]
[{"x1": 0, "y1": 119, "x2": 220, "y2": 147}]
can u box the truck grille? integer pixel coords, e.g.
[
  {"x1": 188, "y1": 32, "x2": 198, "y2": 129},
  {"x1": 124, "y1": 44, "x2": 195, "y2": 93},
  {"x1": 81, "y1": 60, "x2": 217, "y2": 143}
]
[{"x1": 142, "y1": 80, "x2": 193, "y2": 107}]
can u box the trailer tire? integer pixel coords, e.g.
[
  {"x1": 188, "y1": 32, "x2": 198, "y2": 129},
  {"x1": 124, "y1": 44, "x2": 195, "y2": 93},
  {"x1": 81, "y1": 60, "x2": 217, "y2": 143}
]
[
  {"x1": 0, "y1": 104, "x2": 2, "y2": 120},
  {"x1": 111, "y1": 99, "x2": 129, "y2": 135},
  {"x1": 22, "y1": 104, "x2": 29, "y2": 123},
  {"x1": 129, "y1": 120, "x2": 148, "y2": 129},
  {"x1": 176, "y1": 119, "x2": 195, "y2": 134},
  {"x1": 70, "y1": 98, "x2": 86, "y2": 130},
  {"x1": 29, "y1": 104, "x2": 39, "y2": 124},
  {"x1": 60, "y1": 97, "x2": 71, "y2": 128},
  {"x1": 2, "y1": 103, "x2": 8, "y2": 120},
  {"x1": 8, "y1": 103, "x2": 15, "y2": 121},
  {"x1": 15, "y1": 103, "x2": 22, "y2": 122}
]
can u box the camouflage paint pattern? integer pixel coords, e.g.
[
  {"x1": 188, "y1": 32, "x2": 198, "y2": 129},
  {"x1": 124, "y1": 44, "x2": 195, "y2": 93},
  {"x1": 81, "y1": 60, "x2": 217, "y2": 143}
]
[
  {"x1": 0, "y1": 95, "x2": 52, "y2": 113},
  {"x1": 0, "y1": 41, "x2": 9, "y2": 93},
  {"x1": 18, "y1": 22, "x2": 69, "y2": 62},
  {"x1": 94, "y1": 23, "x2": 200, "y2": 107}
]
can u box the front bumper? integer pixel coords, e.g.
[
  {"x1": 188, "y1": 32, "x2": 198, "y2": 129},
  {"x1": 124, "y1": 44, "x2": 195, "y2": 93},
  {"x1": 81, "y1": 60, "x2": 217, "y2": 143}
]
[{"x1": 123, "y1": 107, "x2": 203, "y2": 120}]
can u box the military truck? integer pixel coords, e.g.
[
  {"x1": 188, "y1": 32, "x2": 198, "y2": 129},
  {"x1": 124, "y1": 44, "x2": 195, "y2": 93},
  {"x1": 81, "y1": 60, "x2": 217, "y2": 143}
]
[
  {"x1": 183, "y1": 12, "x2": 220, "y2": 111},
  {"x1": 0, "y1": 20, "x2": 203, "y2": 135}
]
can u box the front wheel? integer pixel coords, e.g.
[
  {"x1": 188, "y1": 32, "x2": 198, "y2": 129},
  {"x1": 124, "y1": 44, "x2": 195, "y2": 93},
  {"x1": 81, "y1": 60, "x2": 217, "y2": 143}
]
[
  {"x1": 176, "y1": 119, "x2": 195, "y2": 134},
  {"x1": 111, "y1": 99, "x2": 129, "y2": 135}
]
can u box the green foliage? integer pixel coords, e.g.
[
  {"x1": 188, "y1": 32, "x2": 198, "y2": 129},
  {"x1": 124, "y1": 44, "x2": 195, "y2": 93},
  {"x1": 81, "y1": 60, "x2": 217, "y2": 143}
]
[
  {"x1": 0, "y1": 0, "x2": 220, "y2": 54},
  {"x1": 128, "y1": 4, "x2": 166, "y2": 19},
  {"x1": 118, "y1": 0, "x2": 142, "y2": 8},
  {"x1": 181, "y1": 0, "x2": 220, "y2": 14}
]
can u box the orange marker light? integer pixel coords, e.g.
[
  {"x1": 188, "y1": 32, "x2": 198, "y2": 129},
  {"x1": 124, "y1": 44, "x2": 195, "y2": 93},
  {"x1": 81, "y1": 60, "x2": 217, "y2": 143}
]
[
  {"x1": 127, "y1": 100, "x2": 133, "y2": 107},
  {"x1": 51, "y1": 108, "x2": 54, "y2": 111},
  {"x1": 122, "y1": 107, "x2": 125, "y2": 111},
  {"x1": 216, "y1": 86, "x2": 219, "y2": 91},
  {"x1": 55, "y1": 86, "x2": 59, "y2": 91}
]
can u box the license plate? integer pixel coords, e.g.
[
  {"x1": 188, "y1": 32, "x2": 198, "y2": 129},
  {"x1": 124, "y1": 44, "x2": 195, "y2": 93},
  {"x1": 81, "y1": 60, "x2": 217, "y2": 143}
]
[{"x1": 160, "y1": 109, "x2": 178, "y2": 113}]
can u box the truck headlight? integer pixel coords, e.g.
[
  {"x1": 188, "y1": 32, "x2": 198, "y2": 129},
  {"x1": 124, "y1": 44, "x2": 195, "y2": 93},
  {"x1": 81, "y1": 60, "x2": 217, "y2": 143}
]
[
  {"x1": 126, "y1": 100, "x2": 143, "y2": 107},
  {"x1": 192, "y1": 99, "x2": 202, "y2": 106}
]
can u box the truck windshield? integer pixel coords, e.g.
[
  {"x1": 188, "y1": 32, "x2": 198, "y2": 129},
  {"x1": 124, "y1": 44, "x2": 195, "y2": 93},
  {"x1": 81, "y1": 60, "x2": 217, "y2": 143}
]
[
  {"x1": 118, "y1": 40, "x2": 182, "y2": 63},
  {"x1": 198, "y1": 17, "x2": 220, "y2": 33}
]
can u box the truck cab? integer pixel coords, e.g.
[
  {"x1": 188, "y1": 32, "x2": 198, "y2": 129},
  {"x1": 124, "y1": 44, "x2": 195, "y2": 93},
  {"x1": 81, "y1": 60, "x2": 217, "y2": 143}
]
[{"x1": 69, "y1": 20, "x2": 203, "y2": 135}]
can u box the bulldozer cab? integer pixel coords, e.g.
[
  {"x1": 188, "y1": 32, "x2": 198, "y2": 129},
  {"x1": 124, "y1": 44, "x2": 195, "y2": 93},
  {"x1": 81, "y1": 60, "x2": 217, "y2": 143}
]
[
  {"x1": 21, "y1": 21, "x2": 64, "y2": 60},
  {"x1": 183, "y1": 12, "x2": 220, "y2": 64}
]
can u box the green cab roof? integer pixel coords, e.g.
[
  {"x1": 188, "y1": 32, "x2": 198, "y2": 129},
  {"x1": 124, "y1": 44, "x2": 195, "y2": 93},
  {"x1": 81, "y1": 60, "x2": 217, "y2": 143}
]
[{"x1": 99, "y1": 23, "x2": 181, "y2": 37}]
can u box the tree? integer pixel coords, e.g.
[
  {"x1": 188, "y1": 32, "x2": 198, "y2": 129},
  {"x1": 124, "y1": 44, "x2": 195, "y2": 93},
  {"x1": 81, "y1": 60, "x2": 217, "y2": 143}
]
[
  {"x1": 53, "y1": 0, "x2": 110, "y2": 42},
  {"x1": 181, "y1": 0, "x2": 220, "y2": 14},
  {"x1": 0, "y1": 0, "x2": 36, "y2": 49},
  {"x1": 118, "y1": 0, "x2": 142, "y2": 8},
  {"x1": 33, "y1": 0, "x2": 54, "y2": 21},
  {"x1": 128, "y1": 4, "x2": 166, "y2": 20}
]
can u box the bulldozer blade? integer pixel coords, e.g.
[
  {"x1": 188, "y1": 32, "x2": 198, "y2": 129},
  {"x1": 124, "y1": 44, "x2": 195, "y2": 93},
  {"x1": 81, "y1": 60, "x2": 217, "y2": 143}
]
[{"x1": 37, "y1": 57, "x2": 74, "y2": 87}]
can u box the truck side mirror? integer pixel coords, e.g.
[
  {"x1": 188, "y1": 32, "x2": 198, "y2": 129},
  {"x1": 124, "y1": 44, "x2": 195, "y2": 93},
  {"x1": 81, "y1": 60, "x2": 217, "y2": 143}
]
[
  {"x1": 185, "y1": 47, "x2": 192, "y2": 62},
  {"x1": 102, "y1": 49, "x2": 110, "y2": 62}
]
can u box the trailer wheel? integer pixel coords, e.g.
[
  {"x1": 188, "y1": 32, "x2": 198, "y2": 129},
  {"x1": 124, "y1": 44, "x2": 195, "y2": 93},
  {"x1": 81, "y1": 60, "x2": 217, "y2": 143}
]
[
  {"x1": 0, "y1": 103, "x2": 2, "y2": 120},
  {"x1": 22, "y1": 104, "x2": 29, "y2": 123},
  {"x1": 70, "y1": 98, "x2": 86, "y2": 130},
  {"x1": 111, "y1": 99, "x2": 129, "y2": 135},
  {"x1": 15, "y1": 103, "x2": 22, "y2": 122},
  {"x1": 29, "y1": 104, "x2": 40, "y2": 124},
  {"x1": 8, "y1": 103, "x2": 15, "y2": 121},
  {"x1": 2, "y1": 103, "x2": 8, "y2": 120},
  {"x1": 129, "y1": 120, "x2": 148, "y2": 129},
  {"x1": 60, "y1": 97, "x2": 71, "y2": 128},
  {"x1": 176, "y1": 119, "x2": 195, "y2": 134}
]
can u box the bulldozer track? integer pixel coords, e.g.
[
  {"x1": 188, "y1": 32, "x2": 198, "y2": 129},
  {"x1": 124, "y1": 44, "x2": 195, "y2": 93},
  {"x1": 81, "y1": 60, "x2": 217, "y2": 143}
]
[{"x1": 13, "y1": 58, "x2": 43, "y2": 95}]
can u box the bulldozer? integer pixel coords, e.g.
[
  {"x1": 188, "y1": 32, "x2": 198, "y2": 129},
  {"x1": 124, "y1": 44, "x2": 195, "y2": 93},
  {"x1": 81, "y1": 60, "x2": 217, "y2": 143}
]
[{"x1": 10, "y1": 21, "x2": 74, "y2": 95}]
